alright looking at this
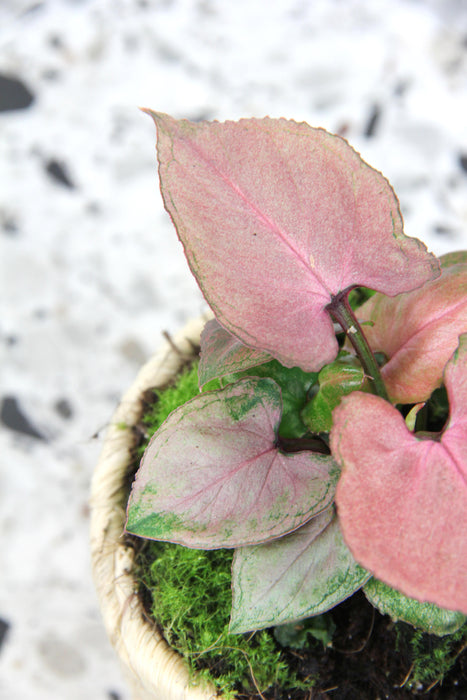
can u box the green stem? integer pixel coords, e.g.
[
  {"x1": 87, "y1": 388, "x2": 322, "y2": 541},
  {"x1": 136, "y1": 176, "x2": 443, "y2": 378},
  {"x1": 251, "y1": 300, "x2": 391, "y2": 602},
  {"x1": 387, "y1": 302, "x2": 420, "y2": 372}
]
[{"x1": 327, "y1": 292, "x2": 389, "y2": 401}]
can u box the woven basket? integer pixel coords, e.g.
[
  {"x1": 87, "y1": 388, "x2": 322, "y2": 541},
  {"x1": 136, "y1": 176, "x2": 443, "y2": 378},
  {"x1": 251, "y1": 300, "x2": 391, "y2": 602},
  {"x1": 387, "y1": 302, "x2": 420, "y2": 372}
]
[{"x1": 90, "y1": 316, "x2": 223, "y2": 700}]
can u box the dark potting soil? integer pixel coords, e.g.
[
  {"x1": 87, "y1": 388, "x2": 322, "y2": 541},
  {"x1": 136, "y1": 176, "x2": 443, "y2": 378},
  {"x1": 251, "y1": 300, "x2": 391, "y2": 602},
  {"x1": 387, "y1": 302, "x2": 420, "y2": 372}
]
[{"x1": 230, "y1": 590, "x2": 467, "y2": 700}]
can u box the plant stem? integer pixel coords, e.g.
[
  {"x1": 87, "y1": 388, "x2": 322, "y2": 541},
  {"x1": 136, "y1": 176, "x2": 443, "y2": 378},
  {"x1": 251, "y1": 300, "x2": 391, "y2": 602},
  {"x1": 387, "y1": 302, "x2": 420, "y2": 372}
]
[{"x1": 327, "y1": 291, "x2": 389, "y2": 401}]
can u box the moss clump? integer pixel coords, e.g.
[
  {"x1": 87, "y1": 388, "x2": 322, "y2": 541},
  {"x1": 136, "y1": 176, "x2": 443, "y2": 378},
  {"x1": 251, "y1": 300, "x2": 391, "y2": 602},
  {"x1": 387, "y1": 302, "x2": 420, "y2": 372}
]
[
  {"x1": 138, "y1": 358, "x2": 210, "y2": 450},
  {"x1": 139, "y1": 541, "x2": 310, "y2": 698},
  {"x1": 134, "y1": 358, "x2": 313, "y2": 696},
  {"x1": 405, "y1": 625, "x2": 467, "y2": 690}
]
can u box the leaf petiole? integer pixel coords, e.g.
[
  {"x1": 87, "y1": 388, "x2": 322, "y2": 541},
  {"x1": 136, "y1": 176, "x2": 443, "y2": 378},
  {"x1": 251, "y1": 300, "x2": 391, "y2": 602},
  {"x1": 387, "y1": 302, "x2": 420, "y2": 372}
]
[{"x1": 326, "y1": 291, "x2": 389, "y2": 401}]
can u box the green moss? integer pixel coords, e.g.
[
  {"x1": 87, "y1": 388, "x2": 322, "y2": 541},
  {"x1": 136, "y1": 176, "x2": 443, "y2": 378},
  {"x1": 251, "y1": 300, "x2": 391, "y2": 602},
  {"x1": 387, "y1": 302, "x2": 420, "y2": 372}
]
[
  {"x1": 140, "y1": 359, "x2": 205, "y2": 441},
  {"x1": 138, "y1": 542, "x2": 311, "y2": 697},
  {"x1": 403, "y1": 624, "x2": 467, "y2": 690},
  {"x1": 133, "y1": 358, "x2": 314, "y2": 696}
]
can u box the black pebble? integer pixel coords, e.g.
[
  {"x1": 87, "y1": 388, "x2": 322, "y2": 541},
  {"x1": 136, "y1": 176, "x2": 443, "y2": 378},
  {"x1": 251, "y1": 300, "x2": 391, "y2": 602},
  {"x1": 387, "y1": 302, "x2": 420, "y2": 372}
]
[
  {"x1": 23, "y1": 3, "x2": 45, "y2": 15},
  {"x1": 458, "y1": 154, "x2": 467, "y2": 174},
  {"x1": 0, "y1": 619, "x2": 10, "y2": 654},
  {"x1": 48, "y1": 34, "x2": 64, "y2": 49},
  {"x1": 34, "y1": 308, "x2": 48, "y2": 320},
  {"x1": 45, "y1": 159, "x2": 75, "y2": 189},
  {"x1": 54, "y1": 398, "x2": 73, "y2": 420},
  {"x1": 434, "y1": 224, "x2": 454, "y2": 235},
  {"x1": 1, "y1": 396, "x2": 47, "y2": 441},
  {"x1": 394, "y1": 80, "x2": 409, "y2": 97},
  {"x1": 189, "y1": 111, "x2": 214, "y2": 123},
  {"x1": 364, "y1": 103, "x2": 381, "y2": 138},
  {"x1": 0, "y1": 73, "x2": 35, "y2": 112},
  {"x1": 108, "y1": 692, "x2": 121, "y2": 700},
  {"x1": 1, "y1": 217, "x2": 18, "y2": 236}
]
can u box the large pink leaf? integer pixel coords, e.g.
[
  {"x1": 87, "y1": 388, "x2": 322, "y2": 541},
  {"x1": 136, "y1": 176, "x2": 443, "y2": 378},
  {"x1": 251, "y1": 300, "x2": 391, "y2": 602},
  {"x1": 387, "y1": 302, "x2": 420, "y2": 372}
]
[
  {"x1": 356, "y1": 252, "x2": 467, "y2": 403},
  {"x1": 331, "y1": 335, "x2": 467, "y2": 614},
  {"x1": 126, "y1": 377, "x2": 339, "y2": 548},
  {"x1": 146, "y1": 112, "x2": 439, "y2": 372},
  {"x1": 230, "y1": 507, "x2": 370, "y2": 633},
  {"x1": 198, "y1": 318, "x2": 271, "y2": 387}
]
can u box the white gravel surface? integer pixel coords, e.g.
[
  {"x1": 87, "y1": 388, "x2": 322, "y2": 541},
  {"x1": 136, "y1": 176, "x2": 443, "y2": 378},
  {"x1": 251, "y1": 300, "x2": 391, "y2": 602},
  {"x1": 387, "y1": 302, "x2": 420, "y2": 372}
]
[{"x1": 1, "y1": 1, "x2": 467, "y2": 698}]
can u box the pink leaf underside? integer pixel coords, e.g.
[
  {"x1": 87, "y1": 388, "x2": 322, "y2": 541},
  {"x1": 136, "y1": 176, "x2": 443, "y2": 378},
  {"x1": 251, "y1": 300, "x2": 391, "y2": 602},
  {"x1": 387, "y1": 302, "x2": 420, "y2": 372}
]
[
  {"x1": 198, "y1": 318, "x2": 271, "y2": 387},
  {"x1": 230, "y1": 507, "x2": 370, "y2": 633},
  {"x1": 146, "y1": 111, "x2": 439, "y2": 372},
  {"x1": 126, "y1": 377, "x2": 339, "y2": 548},
  {"x1": 356, "y1": 254, "x2": 467, "y2": 403},
  {"x1": 332, "y1": 335, "x2": 467, "y2": 615}
]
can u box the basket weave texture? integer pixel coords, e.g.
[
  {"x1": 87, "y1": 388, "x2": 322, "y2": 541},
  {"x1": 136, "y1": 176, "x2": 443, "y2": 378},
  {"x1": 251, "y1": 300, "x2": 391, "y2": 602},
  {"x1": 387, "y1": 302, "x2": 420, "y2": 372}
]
[{"x1": 90, "y1": 316, "x2": 223, "y2": 700}]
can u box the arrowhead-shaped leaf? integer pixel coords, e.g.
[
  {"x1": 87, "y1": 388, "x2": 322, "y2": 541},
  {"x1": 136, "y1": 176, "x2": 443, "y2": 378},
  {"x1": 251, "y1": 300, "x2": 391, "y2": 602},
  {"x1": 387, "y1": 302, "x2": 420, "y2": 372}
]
[
  {"x1": 302, "y1": 352, "x2": 366, "y2": 433},
  {"x1": 230, "y1": 507, "x2": 370, "y2": 633},
  {"x1": 363, "y1": 578, "x2": 466, "y2": 636},
  {"x1": 147, "y1": 112, "x2": 439, "y2": 372},
  {"x1": 332, "y1": 335, "x2": 467, "y2": 615},
  {"x1": 126, "y1": 377, "x2": 339, "y2": 548},
  {"x1": 198, "y1": 318, "x2": 271, "y2": 387},
  {"x1": 355, "y1": 252, "x2": 467, "y2": 403}
]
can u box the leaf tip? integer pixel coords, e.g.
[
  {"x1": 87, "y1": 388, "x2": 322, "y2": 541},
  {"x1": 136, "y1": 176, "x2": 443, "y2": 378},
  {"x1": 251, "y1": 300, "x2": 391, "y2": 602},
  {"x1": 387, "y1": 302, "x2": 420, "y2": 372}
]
[
  {"x1": 139, "y1": 106, "x2": 156, "y2": 119},
  {"x1": 139, "y1": 108, "x2": 173, "y2": 129}
]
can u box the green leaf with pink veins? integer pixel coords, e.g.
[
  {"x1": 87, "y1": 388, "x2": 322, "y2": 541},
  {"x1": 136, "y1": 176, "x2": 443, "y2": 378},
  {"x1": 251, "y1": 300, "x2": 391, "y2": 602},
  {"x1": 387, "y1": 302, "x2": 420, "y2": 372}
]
[
  {"x1": 331, "y1": 334, "x2": 467, "y2": 615},
  {"x1": 230, "y1": 507, "x2": 370, "y2": 633},
  {"x1": 126, "y1": 377, "x2": 339, "y2": 549},
  {"x1": 354, "y1": 251, "x2": 467, "y2": 403},
  {"x1": 145, "y1": 111, "x2": 439, "y2": 373}
]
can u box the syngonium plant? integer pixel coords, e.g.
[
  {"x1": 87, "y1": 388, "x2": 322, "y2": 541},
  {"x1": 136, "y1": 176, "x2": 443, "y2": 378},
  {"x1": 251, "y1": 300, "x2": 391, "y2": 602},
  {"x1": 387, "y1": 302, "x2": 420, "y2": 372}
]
[{"x1": 126, "y1": 114, "x2": 467, "y2": 637}]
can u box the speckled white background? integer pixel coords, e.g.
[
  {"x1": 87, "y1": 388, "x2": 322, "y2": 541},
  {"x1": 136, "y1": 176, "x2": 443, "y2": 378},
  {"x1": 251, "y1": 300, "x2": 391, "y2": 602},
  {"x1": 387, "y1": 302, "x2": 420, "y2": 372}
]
[{"x1": 1, "y1": 1, "x2": 467, "y2": 698}]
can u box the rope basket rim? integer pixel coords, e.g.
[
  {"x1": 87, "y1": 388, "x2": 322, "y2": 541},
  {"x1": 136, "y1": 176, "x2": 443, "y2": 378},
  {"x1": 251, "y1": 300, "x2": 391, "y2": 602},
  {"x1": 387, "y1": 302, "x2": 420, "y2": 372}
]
[{"x1": 89, "y1": 315, "x2": 223, "y2": 700}]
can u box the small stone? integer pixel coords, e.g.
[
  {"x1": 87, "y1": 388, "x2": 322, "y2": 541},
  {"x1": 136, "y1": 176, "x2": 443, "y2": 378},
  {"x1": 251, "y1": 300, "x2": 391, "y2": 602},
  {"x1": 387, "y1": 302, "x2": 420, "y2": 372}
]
[
  {"x1": 86, "y1": 201, "x2": 102, "y2": 215},
  {"x1": 48, "y1": 34, "x2": 64, "y2": 49},
  {"x1": 0, "y1": 73, "x2": 35, "y2": 112},
  {"x1": 434, "y1": 224, "x2": 454, "y2": 236},
  {"x1": 119, "y1": 338, "x2": 146, "y2": 364},
  {"x1": 23, "y1": 3, "x2": 45, "y2": 16},
  {"x1": 0, "y1": 210, "x2": 19, "y2": 235},
  {"x1": 0, "y1": 618, "x2": 10, "y2": 653},
  {"x1": 363, "y1": 103, "x2": 381, "y2": 138},
  {"x1": 394, "y1": 80, "x2": 410, "y2": 97},
  {"x1": 34, "y1": 308, "x2": 48, "y2": 320},
  {"x1": 54, "y1": 398, "x2": 73, "y2": 420},
  {"x1": 189, "y1": 111, "x2": 214, "y2": 123},
  {"x1": 1, "y1": 396, "x2": 47, "y2": 441},
  {"x1": 37, "y1": 633, "x2": 85, "y2": 677},
  {"x1": 45, "y1": 159, "x2": 75, "y2": 189},
  {"x1": 458, "y1": 153, "x2": 467, "y2": 174},
  {"x1": 42, "y1": 68, "x2": 61, "y2": 81}
]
